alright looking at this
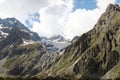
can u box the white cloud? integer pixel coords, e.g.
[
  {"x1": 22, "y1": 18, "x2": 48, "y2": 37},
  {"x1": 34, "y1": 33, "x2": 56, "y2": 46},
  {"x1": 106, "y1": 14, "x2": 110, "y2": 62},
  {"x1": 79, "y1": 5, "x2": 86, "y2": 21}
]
[
  {"x1": 0, "y1": 0, "x2": 49, "y2": 23},
  {"x1": 96, "y1": 0, "x2": 116, "y2": 9},
  {"x1": 64, "y1": 8, "x2": 103, "y2": 39},
  {"x1": 32, "y1": 0, "x2": 74, "y2": 38},
  {"x1": 0, "y1": 0, "x2": 118, "y2": 39},
  {"x1": 32, "y1": 0, "x2": 117, "y2": 39}
]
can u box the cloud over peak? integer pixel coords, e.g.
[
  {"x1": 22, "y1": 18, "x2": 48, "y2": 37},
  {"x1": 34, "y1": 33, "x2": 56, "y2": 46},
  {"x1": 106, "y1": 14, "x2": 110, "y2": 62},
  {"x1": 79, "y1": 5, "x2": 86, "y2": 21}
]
[
  {"x1": 0, "y1": 0, "x2": 119, "y2": 39},
  {"x1": 32, "y1": 0, "x2": 117, "y2": 39},
  {"x1": 96, "y1": 0, "x2": 116, "y2": 9}
]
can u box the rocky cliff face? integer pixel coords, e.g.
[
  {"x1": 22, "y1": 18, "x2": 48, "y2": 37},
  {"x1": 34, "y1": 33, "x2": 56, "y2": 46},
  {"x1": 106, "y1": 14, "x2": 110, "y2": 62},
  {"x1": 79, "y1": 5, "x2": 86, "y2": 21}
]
[
  {"x1": 0, "y1": 18, "x2": 59, "y2": 78},
  {"x1": 41, "y1": 35, "x2": 70, "y2": 52},
  {"x1": 0, "y1": 17, "x2": 41, "y2": 41},
  {"x1": 38, "y1": 4, "x2": 120, "y2": 79}
]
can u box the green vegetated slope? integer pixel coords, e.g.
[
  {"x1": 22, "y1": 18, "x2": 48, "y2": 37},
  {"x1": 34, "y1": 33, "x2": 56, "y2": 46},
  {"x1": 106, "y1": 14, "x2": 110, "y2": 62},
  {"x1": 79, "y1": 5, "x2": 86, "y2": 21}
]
[
  {"x1": 0, "y1": 28, "x2": 59, "y2": 79},
  {"x1": 38, "y1": 4, "x2": 120, "y2": 80}
]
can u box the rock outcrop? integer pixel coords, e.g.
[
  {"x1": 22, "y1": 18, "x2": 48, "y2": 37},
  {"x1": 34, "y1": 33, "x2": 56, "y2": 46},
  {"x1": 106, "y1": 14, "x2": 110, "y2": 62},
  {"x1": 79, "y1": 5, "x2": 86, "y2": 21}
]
[{"x1": 38, "y1": 4, "x2": 120, "y2": 80}]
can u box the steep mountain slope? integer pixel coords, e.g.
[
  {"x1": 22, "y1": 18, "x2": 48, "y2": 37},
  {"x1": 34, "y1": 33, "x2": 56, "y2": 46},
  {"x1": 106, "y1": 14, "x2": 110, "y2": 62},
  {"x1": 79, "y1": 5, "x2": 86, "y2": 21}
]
[
  {"x1": 41, "y1": 35, "x2": 70, "y2": 51},
  {"x1": 38, "y1": 4, "x2": 120, "y2": 79},
  {"x1": 0, "y1": 17, "x2": 41, "y2": 41},
  {"x1": 0, "y1": 18, "x2": 59, "y2": 78}
]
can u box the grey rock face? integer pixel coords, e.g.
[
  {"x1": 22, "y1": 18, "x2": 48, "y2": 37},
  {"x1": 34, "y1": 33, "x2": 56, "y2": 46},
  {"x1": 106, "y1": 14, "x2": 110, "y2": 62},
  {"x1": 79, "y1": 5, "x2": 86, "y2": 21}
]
[{"x1": 38, "y1": 4, "x2": 120, "y2": 80}]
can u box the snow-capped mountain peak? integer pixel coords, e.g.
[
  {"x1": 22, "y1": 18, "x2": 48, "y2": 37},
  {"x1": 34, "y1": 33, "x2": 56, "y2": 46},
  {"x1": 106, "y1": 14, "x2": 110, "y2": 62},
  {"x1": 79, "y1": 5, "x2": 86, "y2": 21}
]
[
  {"x1": 0, "y1": 17, "x2": 41, "y2": 41},
  {"x1": 41, "y1": 35, "x2": 70, "y2": 51}
]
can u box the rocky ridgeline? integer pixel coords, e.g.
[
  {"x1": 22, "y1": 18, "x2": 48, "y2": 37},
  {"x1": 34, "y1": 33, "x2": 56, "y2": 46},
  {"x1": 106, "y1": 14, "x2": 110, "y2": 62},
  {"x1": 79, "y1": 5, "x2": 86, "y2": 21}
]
[{"x1": 38, "y1": 4, "x2": 120, "y2": 80}]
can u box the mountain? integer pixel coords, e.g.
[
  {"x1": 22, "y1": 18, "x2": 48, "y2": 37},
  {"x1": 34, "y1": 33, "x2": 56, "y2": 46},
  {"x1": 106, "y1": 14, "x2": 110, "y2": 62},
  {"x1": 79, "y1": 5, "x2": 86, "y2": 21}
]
[
  {"x1": 0, "y1": 17, "x2": 71, "y2": 79},
  {"x1": 0, "y1": 17, "x2": 60, "y2": 78},
  {"x1": 37, "y1": 4, "x2": 120, "y2": 79},
  {"x1": 41, "y1": 35, "x2": 70, "y2": 51},
  {"x1": 0, "y1": 17, "x2": 41, "y2": 41}
]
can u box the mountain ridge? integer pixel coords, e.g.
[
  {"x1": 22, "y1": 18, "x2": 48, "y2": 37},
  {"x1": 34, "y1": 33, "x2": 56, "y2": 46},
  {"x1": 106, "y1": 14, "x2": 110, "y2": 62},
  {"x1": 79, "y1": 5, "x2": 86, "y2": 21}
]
[
  {"x1": 0, "y1": 17, "x2": 41, "y2": 41},
  {"x1": 0, "y1": 17, "x2": 61, "y2": 78},
  {"x1": 36, "y1": 4, "x2": 120, "y2": 79}
]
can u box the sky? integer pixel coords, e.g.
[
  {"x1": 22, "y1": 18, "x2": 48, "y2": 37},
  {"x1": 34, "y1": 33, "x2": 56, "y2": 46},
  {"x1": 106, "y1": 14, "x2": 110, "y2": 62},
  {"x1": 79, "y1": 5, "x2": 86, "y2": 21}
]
[{"x1": 0, "y1": 0, "x2": 120, "y2": 39}]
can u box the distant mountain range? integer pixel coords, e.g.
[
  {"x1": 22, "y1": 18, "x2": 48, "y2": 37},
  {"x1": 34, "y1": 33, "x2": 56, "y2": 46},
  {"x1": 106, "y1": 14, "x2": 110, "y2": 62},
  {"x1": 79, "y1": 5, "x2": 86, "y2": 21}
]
[
  {"x1": 41, "y1": 35, "x2": 70, "y2": 51},
  {"x1": 0, "y1": 4, "x2": 120, "y2": 80}
]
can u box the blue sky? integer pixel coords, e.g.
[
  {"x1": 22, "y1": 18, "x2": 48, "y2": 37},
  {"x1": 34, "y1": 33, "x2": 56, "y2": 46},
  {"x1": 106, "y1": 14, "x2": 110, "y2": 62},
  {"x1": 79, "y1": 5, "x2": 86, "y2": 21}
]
[
  {"x1": 74, "y1": 0, "x2": 120, "y2": 10},
  {"x1": 117, "y1": 0, "x2": 120, "y2": 3},
  {"x1": 25, "y1": 13, "x2": 40, "y2": 28},
  {"x1": 74, "y1": 0, "x2": 97, "y2": 10}
]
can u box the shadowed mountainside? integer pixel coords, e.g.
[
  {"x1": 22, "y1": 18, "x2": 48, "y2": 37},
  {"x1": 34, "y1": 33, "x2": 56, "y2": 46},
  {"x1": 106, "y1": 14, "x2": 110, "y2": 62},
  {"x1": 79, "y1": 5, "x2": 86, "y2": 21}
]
[{"x1": 37, "y1": 4, "x2": 120, "y2": 80}]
